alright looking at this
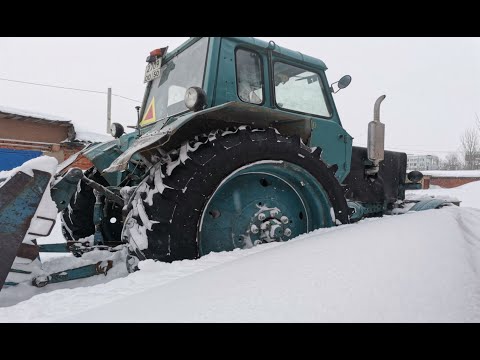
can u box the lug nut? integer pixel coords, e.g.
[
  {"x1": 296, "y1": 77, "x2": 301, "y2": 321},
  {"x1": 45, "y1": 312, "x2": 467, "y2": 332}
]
[
  {"x1": 258, "y1": 213, "x2": 266, "y2": 221},
  {"x1": 270, "y1": 209, "x2": 280, "y2": 217},
  {"x1": 270, "y1": 225, "x2": 283, "y2": 238},
  {"x1": 280, "y1": 216, "x2": 289, "y2": 224},
  {"x1": 284, "y1": 228, "x2": 292, "y2": 236},
  {"x1": 250, "y1": 224, "x2": 259, "y2": 234}
]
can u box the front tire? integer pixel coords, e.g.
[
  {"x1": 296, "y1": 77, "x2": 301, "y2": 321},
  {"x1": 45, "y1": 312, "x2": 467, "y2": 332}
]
[
  {"x1": 123, "y1": 127, "x2": 349, "y2": 264},
  {"x1": 60, "y1": 168, "x2": 123, "y2": 243}
]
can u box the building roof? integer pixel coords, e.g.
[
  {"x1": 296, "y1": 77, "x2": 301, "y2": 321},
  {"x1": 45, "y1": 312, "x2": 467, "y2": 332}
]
[
  {"x1": 0, "y1": 105, "x2": 72, "y2": 127},
  {"x1": 0, "y1": 105, "x2": 111, "y2": 143},
  {"x1": 421, "y1": 170, "x2": 480, "y2": 178}
]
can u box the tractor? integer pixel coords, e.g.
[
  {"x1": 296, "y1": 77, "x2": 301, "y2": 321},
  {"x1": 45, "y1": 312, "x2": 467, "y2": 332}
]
[{"x1": 1, "y1": 37, "x2": 442, "y2": 290}]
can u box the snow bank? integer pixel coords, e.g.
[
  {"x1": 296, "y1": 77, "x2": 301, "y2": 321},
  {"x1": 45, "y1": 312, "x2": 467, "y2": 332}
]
[
  {"x1": 2, "y1": 205, "x2": 480, "y2": 322},
  {"x1": 2, "y1": 169, "x2": 480, "y2": 322},
  {"x1": 406, "y1": 180, "x2": 480, "y2": 209},
  {"x1": 62, "y1": 208, "x2": 480, "y2": 323}
]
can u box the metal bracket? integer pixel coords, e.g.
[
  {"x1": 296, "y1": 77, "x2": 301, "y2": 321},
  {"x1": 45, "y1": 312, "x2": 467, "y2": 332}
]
[{"x1": 27, "y1": 216, "x2": 56, "y2": 237}]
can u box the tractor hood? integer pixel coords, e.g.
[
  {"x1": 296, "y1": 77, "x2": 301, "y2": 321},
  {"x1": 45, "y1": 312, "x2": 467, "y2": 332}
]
[{"x1": 81, "y1": 131, "x2": 139, "y2": 184}]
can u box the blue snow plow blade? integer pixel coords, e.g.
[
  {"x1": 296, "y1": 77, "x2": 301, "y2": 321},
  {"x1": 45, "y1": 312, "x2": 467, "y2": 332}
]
[{"x1": 0, "y1": 169, "x2": 53, "y2": 290}]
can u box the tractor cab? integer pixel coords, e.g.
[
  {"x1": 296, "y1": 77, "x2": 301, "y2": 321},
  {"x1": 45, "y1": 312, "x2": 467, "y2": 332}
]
[{"x1": 136, "y1": 37, "x2": 349, "y2": 132}]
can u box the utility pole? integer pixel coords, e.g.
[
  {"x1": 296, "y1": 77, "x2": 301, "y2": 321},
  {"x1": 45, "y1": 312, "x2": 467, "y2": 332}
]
[{"x1": 106, "y1": 87, "x2": 112, "y2": 133}]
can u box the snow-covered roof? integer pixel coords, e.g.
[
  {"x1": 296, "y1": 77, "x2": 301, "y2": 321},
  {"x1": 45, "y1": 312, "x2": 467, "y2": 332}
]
[
  {"x1": 0, "y1": 105, "x2": 72, "y2": 124},
  {"x1": 419, "y1": 170, "x2": 480, "y2": 178},
  {"x1": 0, "y1": 105, "x2": 111, "y2": 143},
  {"x1": 74, "y1": 129, "x2": 112, "y2": 143}
]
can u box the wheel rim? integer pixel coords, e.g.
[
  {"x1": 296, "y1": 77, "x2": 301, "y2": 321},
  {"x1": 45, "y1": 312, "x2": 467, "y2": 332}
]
[{"x1": 198, "y1": 160, "x2": 335, "y2": 256}]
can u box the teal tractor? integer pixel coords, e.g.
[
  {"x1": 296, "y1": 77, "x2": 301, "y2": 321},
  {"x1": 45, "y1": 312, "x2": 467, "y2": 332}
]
[{"x1": 1, "y1": 37, "x2": 440, "y2": 289}]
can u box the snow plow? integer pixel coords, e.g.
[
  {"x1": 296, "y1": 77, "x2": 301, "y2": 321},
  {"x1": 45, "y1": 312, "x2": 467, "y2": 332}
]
[{"x1": 0, "y1": 37, "x2": 456, "y2": 291}]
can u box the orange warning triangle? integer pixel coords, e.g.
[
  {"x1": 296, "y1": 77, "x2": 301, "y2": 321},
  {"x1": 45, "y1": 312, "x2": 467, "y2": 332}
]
[{"x1": 140, "y1": 97, "x2": 156, "y2": 126}]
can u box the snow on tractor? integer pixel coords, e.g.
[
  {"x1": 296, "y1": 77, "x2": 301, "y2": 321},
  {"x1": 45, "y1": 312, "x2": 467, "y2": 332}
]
[{"x1": 0, "y1": 37, "x2": 454, "y2": 291}]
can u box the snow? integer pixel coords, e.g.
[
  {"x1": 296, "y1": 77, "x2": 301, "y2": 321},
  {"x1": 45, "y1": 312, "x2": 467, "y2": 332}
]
[
  {"x1": 405, "y1": 181, "x2": 480, "y2": 209},
  {"x1": 74, "y1": 128, "x2": 112, "y2": 143},
  {"x1": 415, "y1": 170, "x2": 480, "y2": 178},
  {"x1": 0, "y1": 156, "x2": 58, "y2": 188},
  {"x1": 0, "y1": 105, "x2": 70, "y2": 122},
  {"x1": 2, "y1": 174, "x2": 480, "y2": 321}
]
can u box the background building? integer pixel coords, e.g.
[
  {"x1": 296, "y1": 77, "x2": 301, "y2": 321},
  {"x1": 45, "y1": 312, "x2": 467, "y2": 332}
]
[
  {"x1": 0, "y1": 106, "x2": 110, "y2": 171},
  {"x1": 407, "y1": 154, "x2": 440, "y2": 171}
]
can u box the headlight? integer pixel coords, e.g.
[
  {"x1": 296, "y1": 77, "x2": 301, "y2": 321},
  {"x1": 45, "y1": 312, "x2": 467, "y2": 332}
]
[
  {"x1": 184, "y1": 87, "x2": 207, "y2": 112},
  {"x1": 110, "y1": 123, "x2": 124, "y2": 138}
]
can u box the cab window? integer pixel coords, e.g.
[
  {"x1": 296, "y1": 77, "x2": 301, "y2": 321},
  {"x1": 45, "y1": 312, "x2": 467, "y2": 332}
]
[
  {"x1": 235, "y1": 49, "x2": 264, "y2": 104},
  {"x1": 274, "y1": 62, "x2": 331, "y2": 117}
]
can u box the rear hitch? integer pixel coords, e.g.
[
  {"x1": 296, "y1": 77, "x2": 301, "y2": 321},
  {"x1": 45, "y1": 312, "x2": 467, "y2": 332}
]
[
  {"x1": 32, "y1": 260, "x2": 114, "y2": 288},
  {"x1": 81, "y1": 174, "x2": 124, "y2": 207}
]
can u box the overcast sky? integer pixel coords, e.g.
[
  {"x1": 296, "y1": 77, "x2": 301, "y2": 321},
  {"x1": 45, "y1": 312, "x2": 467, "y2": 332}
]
[{"x1": 1, "y1": 37, "x2": 479, "y2": 159}]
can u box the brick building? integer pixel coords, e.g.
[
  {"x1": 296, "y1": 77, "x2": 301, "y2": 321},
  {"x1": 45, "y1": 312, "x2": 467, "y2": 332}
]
[
  {"x1": 420, "y1": 170, "x2": 480, "y2": 189},
  {"x1": 0, "y1": 106, "x2": 108, "y2": 171}
]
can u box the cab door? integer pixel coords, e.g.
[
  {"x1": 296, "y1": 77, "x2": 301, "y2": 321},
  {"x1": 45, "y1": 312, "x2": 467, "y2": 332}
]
[{"x1": 214, "y1": 38, "x2": 271, "y2": 108}]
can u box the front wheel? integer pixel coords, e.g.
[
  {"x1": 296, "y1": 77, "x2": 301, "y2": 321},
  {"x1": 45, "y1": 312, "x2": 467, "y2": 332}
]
[{"x1": 123, "y1": 127, "x2": 349, "y2": 265}]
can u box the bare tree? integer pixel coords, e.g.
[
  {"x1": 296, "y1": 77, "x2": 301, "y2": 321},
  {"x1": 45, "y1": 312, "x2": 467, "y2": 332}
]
[
  {"x1": 461, "y1": 127, "x2": 479, "y2": 170},
  {"x1": 442, "y1": 152, "x2": 462, "y2": 170}
]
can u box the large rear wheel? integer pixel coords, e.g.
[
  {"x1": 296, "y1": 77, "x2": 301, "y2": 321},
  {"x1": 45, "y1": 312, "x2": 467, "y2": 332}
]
[{"x1": 123, "y1": 127, "x2": 349, "y2": 268}]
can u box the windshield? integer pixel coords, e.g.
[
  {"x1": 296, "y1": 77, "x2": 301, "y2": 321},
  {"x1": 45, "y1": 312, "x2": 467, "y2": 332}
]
[{"x1": 141, "y1": 37, "x2": 209, "y2": 126}]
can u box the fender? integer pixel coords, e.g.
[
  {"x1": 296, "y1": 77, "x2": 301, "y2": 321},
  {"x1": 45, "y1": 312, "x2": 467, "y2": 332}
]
[{"x1": 104, "y1": 101, "x2": 313, "y2": 173}]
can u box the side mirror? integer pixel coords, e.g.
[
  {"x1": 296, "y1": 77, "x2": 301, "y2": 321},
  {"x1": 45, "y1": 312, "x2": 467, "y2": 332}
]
[
  {"x1": 338, "y1": 75, "x2": 352, "y2": 89},
  {"x1": 330, "y1": 75, "x2": 352, "y2": 93}
]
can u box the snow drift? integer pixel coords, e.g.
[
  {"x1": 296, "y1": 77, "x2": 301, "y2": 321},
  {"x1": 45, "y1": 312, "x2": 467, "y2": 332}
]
[{"x1": 1, "y1": 166, "x2": 480, "y2": 322}]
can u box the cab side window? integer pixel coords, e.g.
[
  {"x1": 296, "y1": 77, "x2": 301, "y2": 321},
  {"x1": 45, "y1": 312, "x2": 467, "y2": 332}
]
[
  {"x1": 235, "y1": 49, "x2": 264, "y2": 104},
  {"x1": 274, "y1": 62, "x2": 331, "y2": 117}
]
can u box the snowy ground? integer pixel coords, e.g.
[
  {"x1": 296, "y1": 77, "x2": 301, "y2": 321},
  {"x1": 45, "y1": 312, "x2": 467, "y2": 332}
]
[{"x1": 1, "y1": 180, "x2": 480, "y2": 322}]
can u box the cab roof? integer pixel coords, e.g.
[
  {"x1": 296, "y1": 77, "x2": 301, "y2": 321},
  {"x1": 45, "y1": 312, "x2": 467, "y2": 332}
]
[{"x1": 163, "y1": 37, "x2": 328, "y2": 71}]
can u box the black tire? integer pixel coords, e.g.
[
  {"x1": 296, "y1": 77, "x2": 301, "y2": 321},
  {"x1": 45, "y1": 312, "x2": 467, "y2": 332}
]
[
  {"x1": 61, "y1": 168, "x2": 123, "y2": 243},
  {"x1": 61, "y1": 168, "x2": 96, "y2": 241},
  {"x1": 123, "y1": 127, "x2": 350, "y2": 263}
]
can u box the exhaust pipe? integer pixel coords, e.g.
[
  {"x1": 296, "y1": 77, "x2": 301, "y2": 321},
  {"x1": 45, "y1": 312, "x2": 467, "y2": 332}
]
[{"x1": 366, "y1": 95, "x2": 386, "y2": 176}]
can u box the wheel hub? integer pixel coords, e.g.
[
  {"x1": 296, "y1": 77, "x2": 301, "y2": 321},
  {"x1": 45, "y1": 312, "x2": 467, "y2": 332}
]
[
  {"x1": 244, "y1": 204, "x2": 293, "y2": 245},
  {"x1": 198, "y1": 161, "x2": 334, "y2": 256}
]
